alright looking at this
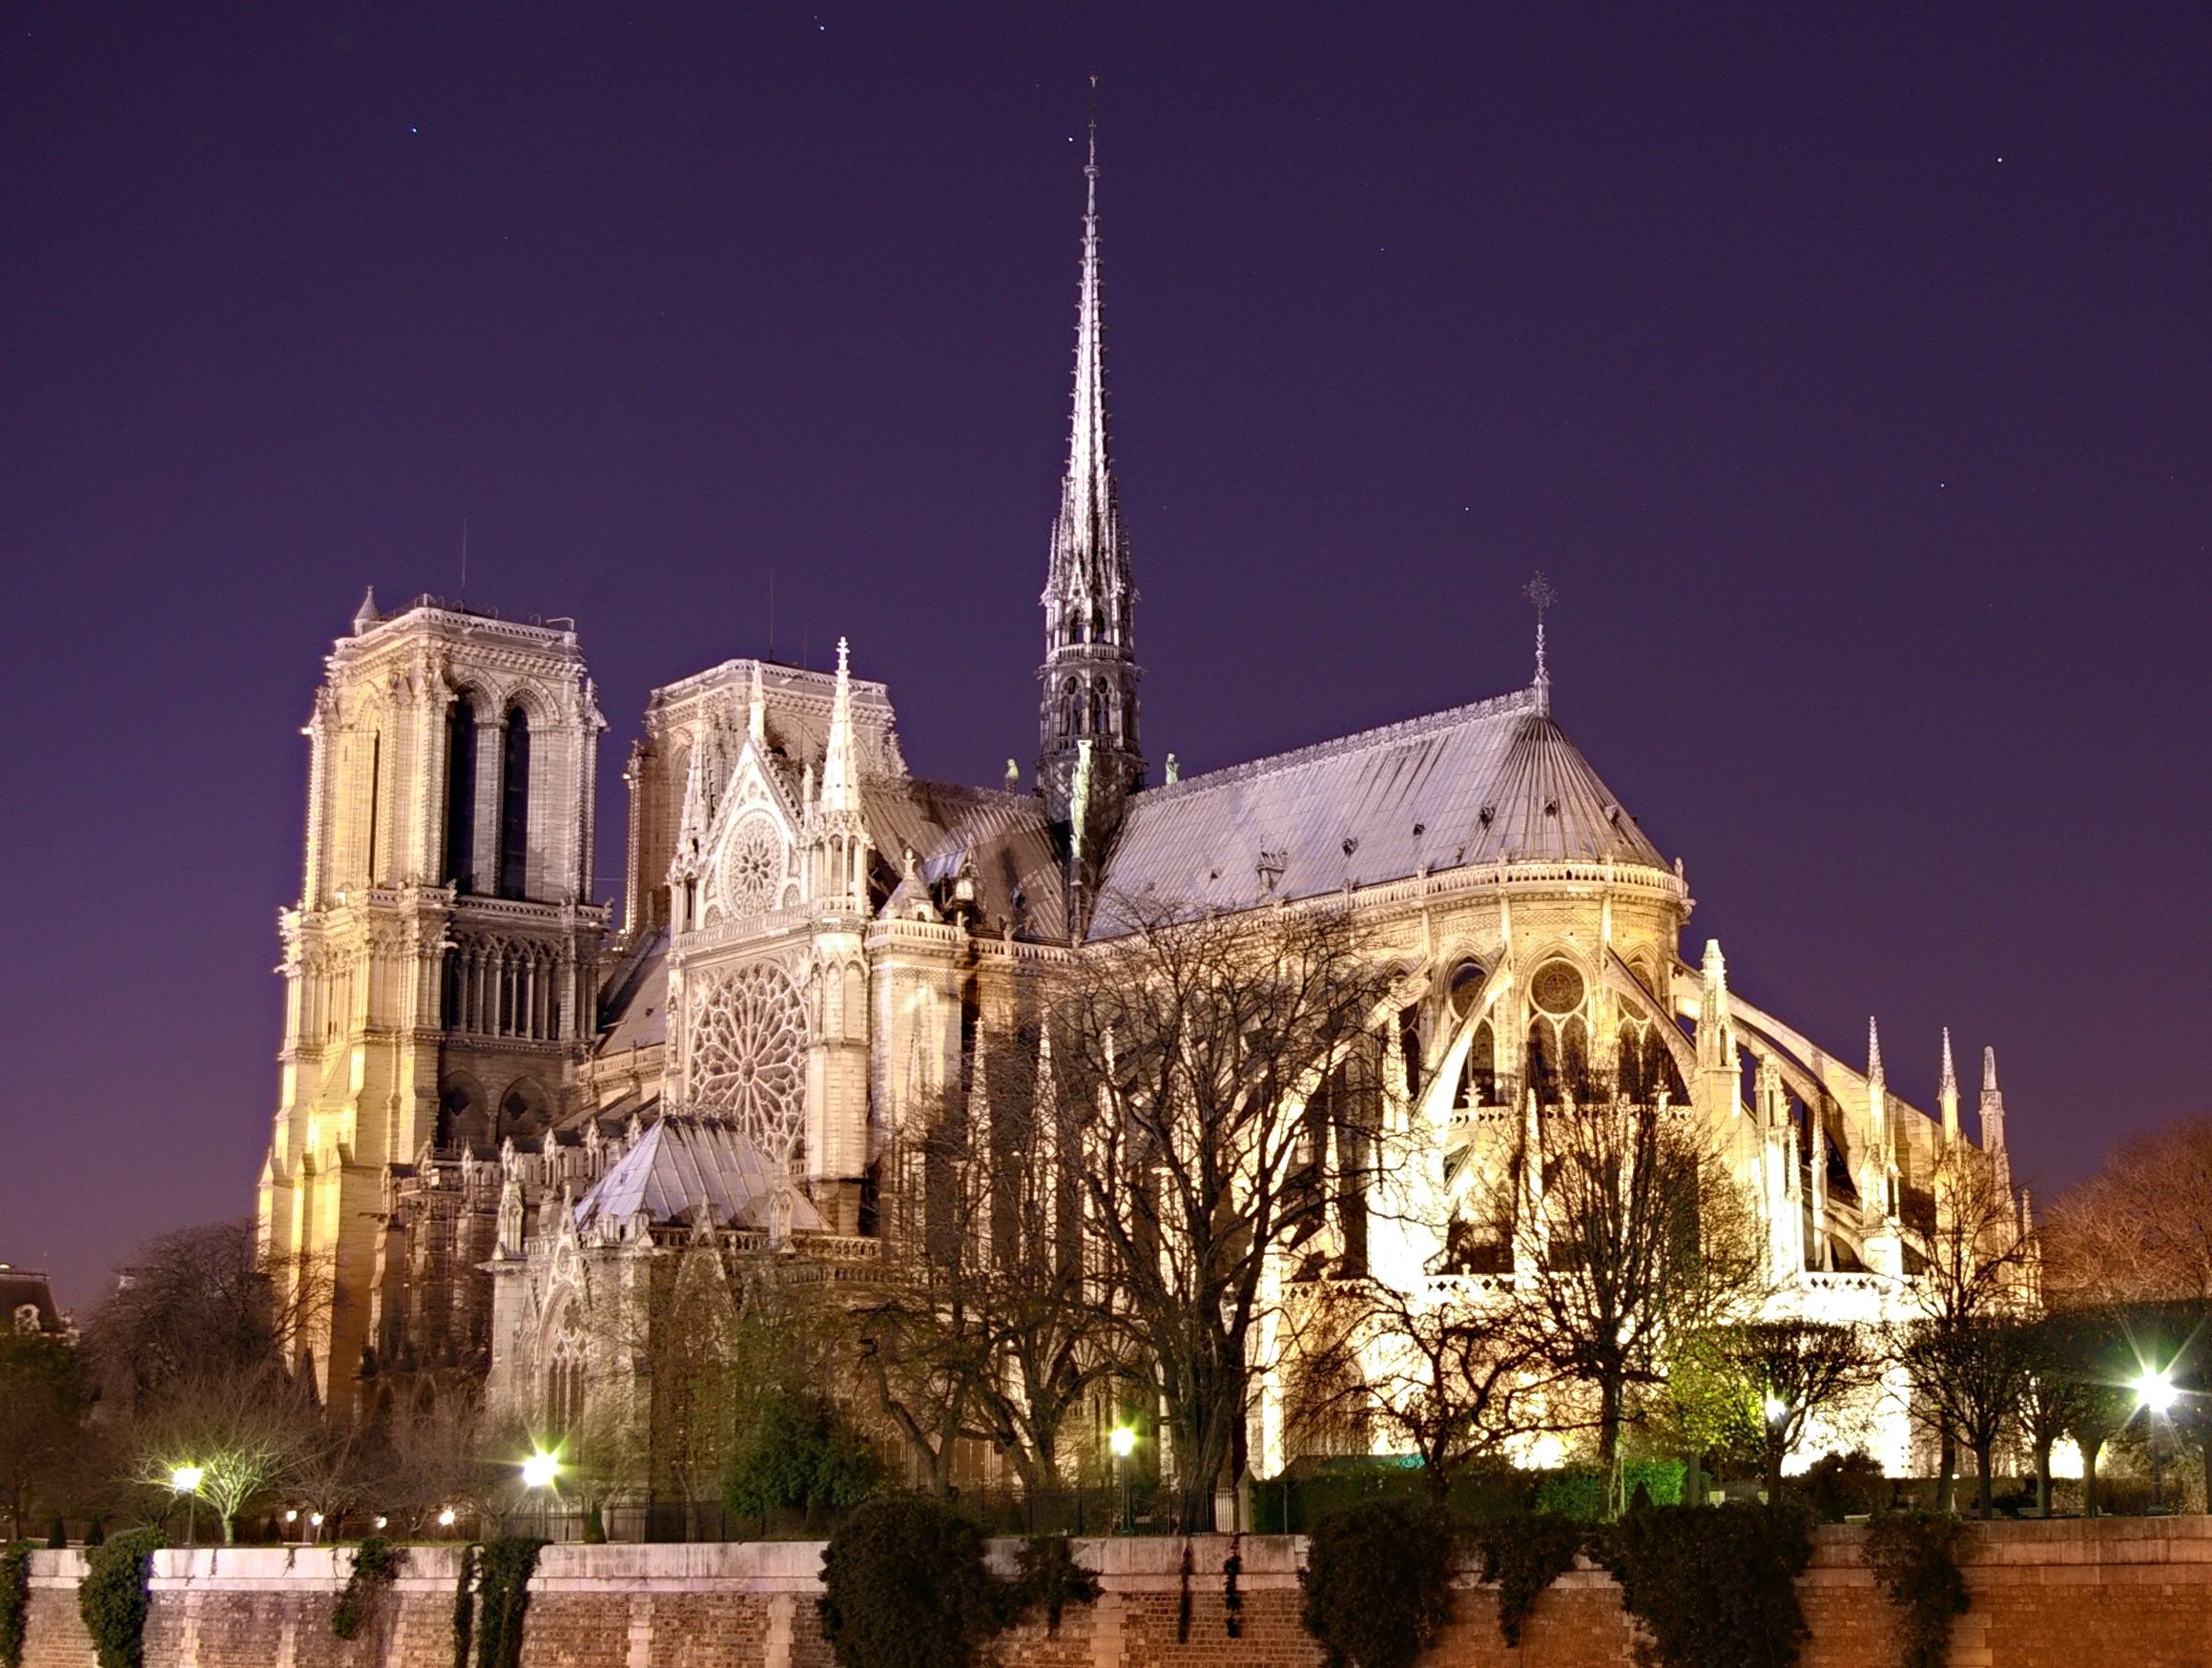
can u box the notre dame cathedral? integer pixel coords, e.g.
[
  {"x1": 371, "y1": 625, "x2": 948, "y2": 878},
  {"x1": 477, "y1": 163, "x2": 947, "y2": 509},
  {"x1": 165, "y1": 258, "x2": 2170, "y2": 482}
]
[{"x1": 255, "y1": 127, "x2": 2022, "y2": 1480}]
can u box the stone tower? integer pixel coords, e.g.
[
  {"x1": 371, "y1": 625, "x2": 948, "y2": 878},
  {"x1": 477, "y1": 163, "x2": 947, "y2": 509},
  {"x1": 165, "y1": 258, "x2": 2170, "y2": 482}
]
[
  {"x1": 257, "y1": 593, "x2": 607, "y2": 1413},
  {"x1": 1035, "y1": 114, "x2": 1144, "y2": 915}
]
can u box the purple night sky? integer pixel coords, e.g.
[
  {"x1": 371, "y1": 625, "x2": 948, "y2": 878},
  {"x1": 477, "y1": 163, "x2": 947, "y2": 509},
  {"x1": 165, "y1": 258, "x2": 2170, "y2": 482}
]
[{"x1": 2, "y1": 6, "x2": 2207, "y2": 1308}]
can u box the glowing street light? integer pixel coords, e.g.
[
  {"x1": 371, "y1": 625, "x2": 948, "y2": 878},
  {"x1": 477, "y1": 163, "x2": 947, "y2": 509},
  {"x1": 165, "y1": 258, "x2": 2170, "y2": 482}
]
[
  {"x1": 1763, "y1": 1395, "x2": 1788, "y2": 1425},
  {"x1": 2136, "y1": 1369, "x2": 2177, "y2": 1514},
  {"x1": 1109, "y1": 1426, "x2": 1137, "y2": 1534},
  {"x1": 438, "y1": 1508, "x2": 458, "y2": 1531},
  {"x1": 521, "y1": 1451, "x2": 561, "y2": 1491},
  {"x1": 170, "y1": 1466, "x2": 204, "y2": 1551}
]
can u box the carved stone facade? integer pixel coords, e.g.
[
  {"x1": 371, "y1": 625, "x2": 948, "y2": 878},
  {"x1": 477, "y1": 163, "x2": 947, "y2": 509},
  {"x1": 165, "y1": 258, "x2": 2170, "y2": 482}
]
[{"x1": 258, "y1": 128, "x2": 2026, "y2": 1488}]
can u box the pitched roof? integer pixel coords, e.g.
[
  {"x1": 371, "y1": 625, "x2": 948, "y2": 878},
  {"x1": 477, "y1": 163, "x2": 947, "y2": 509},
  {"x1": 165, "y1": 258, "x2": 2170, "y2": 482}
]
[
  {"x1": 0, "y1": 1266, "x2": 64, "y2": 1333},
  {"x1": 571, "y1": 1116, "x2": 823, "y2": 1235},
  {"x1": 863, "y1": 778, "x2": 1068, "y2": 941},
  {"x1": 1093, "y1": 690, "x2": 1664, "y2": 927}
]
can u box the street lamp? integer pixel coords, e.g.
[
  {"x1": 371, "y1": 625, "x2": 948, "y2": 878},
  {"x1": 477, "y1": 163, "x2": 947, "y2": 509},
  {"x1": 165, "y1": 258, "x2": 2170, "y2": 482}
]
[
  {"x1": 169, "y1": 1466, "x2": 204, "y2": 1551},
  {"x1": 2136, "y1": 1369, "x2": 2176, "y2": 1514},
  {"x1": 521, "y1": 1450, "x2": 561, "y2": 1539},
  {"x1": 1109, "y1": 1426, "x2": 1136, "y2": 1534}
]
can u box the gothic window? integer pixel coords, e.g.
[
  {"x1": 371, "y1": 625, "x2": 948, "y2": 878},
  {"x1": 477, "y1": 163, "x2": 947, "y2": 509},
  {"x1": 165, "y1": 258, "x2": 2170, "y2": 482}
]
[
  {"x1": 1527, "y1": 1018, "x2": 1561, "y2": 1105},
  {"x1": 366, "y1": 725, "x2": 384, "y2": 884},
  {"x1": 1530, "y1": 959, "x2": 1585, "y2": 1017},
  {"x1": 443, "y1": 699, "x2": 477, "y2": 890},
  {"x1": 1091, "y1": 678, "x2": 1109, "y2": 736},
  {"x1": 1446, "y1": 958, "x2": 1486, "y2": 1020},
  {"x1": 1618, "y1": 1020, "x2": 1648, "y2": 1102},
  {"x1": 688, "y1": 961, "x2": 809, "y2": 1168},
  {"x1": 718, "y1": 812, "x2": 783, "y2": 916},
  {"x1": 1064, "y1": 678, "x2": 1081, "y2": 734},
  {"x1": 498, "y1": 1079, "x2": 548, "y2": 1143},
  {"x1": 1455, "y1": 1019, "x2": 1496, "y2": 1108},
  {"x1": 546, "y1": 1308, "x2": 585, "y2": 1437},
  {"x1": 497, "y1": 706, "x2": 530, "y2": 900},
  {"x1": 1397, "y1": 1005, "x2": 1423, "y2": 1101},
  {"x1": 438, "y1": 1078, "x2": 488, "y2": 1151}
]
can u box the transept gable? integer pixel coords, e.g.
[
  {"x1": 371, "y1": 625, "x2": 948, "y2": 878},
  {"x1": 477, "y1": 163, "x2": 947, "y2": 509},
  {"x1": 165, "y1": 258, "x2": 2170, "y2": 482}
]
[{"x1": 696, "y1": 738, "x2": 803, "y2": 925}]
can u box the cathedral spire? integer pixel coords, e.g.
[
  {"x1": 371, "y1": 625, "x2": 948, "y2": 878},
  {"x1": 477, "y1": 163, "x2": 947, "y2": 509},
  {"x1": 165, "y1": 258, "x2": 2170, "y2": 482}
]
[
  {"x1": 1938, "y1": 1026, "x2": 1960, "y2": 1145},
  {"x1": 1036, "y1": 94, "x2": 1144, "y2": 861},
  {"x1": 821, "y1": 637, "x2": 858, "y2": 815},
  {"x1": 1979, "y1": 1045, "x2": 2010, "y2": 1187},
  {"x1": 747, "y1": 659, "x2": 766, "y2": 747}
]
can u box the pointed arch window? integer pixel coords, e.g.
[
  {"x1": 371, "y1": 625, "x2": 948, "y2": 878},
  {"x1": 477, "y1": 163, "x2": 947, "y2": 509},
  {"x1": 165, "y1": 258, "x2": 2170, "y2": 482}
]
[
  {"x1": 365, "y1": 730, "x2": 383, "y2": 883},
  {"x1": 497, "y1": 706, "x2": 530, "y2": 899},
  {"x1": 1455, "y1": 1019, "x2": 1496, "y2": 1108},
  {"x1": 443, "y1": 700, "x2": 477, "y2": 891}
]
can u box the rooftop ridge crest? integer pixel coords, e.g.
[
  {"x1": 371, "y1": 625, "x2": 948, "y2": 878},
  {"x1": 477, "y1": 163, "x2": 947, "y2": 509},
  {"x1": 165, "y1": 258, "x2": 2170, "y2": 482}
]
[{"x1": 1134, "y1": 684, "x2": 1541, "y2": 804}]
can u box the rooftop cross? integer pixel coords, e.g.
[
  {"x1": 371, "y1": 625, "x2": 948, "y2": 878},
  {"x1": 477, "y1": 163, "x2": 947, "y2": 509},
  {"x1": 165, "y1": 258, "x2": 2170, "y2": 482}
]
[{"x1": 1523, "y1": 570, "x2": 1559, "y2": 712}]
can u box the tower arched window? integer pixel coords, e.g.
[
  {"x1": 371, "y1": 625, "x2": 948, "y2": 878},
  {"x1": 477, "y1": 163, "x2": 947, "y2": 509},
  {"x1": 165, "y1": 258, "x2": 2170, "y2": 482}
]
[
  {"x1": 443, "y1": 700, "x2": 477, "y2": 891},
  {"x1": 1456, "y1": 1019, "x2": 1496, "y2": 1109},
  {"x1": 497, "y1": 706, "x2": 530, "y2": 899},
  {"x1": 364, "y1": 729, "x2": 383, "y2": 883}
]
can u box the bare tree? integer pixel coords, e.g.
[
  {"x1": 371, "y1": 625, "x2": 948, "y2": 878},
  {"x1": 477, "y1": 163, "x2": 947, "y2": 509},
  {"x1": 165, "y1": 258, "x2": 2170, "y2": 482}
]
[
  {"x1": 1907, "y1": 1144, "x2": 2036, "y2": 1512},
  {"x1": 1286, "y1": 1272, "x2": 1559, "y2": 1503},
  {"x1": 85, "y1": 1221, "x2": 330, "y2": 1416},
  {"x1": 373, "y1": 1380, "x2": 502, "y2": 1535},
  {"x1": 128, "y1": 1369, "x2": 312, "y2": 1542},
  {"x1": 2043, "y1": 1113, "x2": 2212, "y2": 1308},
  {"x1": 1898, "y1": 1316, "x2": 2035, "y2": 1519},
  {"x1": 1493, "y1": 1097, "x2": 1765, "y2": 1494},
  {"x1": 1050, "y1": 899, "x2": 1404, "y2": 1531},
  {"x1": 1713, "y1": 1320, "x2": 1884, "y2": 1503}
]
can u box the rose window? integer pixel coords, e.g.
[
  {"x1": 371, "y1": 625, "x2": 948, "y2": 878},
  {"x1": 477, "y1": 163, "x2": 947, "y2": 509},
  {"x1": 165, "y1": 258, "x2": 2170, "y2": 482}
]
[
  {"x1": 688, "y1": 961, "x2": 808, "y2": 1164},
  {"x1": 719, "y1": 813, "x2": 784, "y2": 916}
]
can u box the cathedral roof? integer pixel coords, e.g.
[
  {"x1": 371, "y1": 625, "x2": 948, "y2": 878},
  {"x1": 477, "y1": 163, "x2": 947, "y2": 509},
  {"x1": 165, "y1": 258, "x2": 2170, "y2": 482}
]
[
  {"x1": 1092, "y1": 690, "x2": 1664, "y2": 928},
  {"x1": 863, "y1": 778, "x2": 1068, "y2": 940},
  {"x1": 570, "y1": 1115, "x2": 822, "y2": 1235}
]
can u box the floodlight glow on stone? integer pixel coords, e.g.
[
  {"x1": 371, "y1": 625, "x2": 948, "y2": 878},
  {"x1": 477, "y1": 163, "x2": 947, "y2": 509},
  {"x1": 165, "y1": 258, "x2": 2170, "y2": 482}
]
[{"x1": 522, "y1": 1451, "x2": 561, "y2": 1489}]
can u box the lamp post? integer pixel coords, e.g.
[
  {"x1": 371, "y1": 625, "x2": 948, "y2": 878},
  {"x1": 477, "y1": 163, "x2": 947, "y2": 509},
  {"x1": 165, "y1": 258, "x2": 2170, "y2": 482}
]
[
  {"x1": 169, "y1": 1466, "x2": 204, "y2": 1551},
  {"x1": 1109, "y1": 1426, "x2": 1136, "y2": 1534},
  {"x1": 2136, "y1": 1370, "x2": 2176, "y2": 1515},
  {"x1": 522, "y1": 1450, "x2": 560, "y2": 1540},
  {"x1": 1763, "y1": 1395, "x2": 1788, "y2": 1504}
]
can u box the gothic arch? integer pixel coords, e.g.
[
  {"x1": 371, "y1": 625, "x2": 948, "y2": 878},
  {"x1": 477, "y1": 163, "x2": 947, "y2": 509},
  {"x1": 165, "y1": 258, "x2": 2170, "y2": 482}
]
[
  {"x1": 437, "y1": 1074, "x2": 490, "y2": 1152},
  {"x1": 496, "y1": 1076, "x2": 550, "y2": 1144}
]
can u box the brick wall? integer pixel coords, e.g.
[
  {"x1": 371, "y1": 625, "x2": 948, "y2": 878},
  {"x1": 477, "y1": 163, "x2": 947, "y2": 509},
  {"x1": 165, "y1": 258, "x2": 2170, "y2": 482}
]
[{"x1": 18, "y1": 1517, "x2": 2211, "y2": 1668}]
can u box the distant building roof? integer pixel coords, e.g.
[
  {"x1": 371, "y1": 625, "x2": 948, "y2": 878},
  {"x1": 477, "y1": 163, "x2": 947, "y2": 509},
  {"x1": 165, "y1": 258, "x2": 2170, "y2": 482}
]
[
  {"x1": 1093, "y1": 690, "x2": 1664, "y2": 929},
  {"x1": 570, "y1": 1116, "x2": 824, "y2": 1235},
  {"x1": 0, "y1": 1266, "x2": 66, "y2": 1335}
]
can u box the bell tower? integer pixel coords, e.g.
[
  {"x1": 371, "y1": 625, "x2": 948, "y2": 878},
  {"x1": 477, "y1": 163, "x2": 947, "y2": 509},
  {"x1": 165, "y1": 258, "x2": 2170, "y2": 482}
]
[
  {"x1": 257, "y1": 592, "x2": 607, "y2": 1414},
  {"x1": 1036, "y1": 113, "x2": 1144, "y2": 900}
]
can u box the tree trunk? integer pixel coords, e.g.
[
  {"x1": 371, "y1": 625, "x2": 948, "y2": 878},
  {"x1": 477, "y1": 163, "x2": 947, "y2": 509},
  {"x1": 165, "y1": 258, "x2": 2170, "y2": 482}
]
[
  {"x1": 2082, "y1": 1436, "x2": 2103, "y2": 1517},
  {"x1": 2033, "y1": 1435, "x2": 2055, "y2": 1516},
  {"x1": 1935, "y1": 1428, "x2": 1956, "y2": 1514},
  {"x1": 1766, "y1": 1433, "x2": 1786, "y2": 1505},
  {"x1": 1974, "y1": 1443, "x2": 1995, "y2": 1518}
]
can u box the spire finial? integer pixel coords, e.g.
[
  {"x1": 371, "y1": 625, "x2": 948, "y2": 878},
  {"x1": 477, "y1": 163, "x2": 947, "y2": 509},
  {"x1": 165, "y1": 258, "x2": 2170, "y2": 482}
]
[
  {"x1": 1939, "y1": 1027, "x2": 1957, "y2": 1091},
  {"x1": 747, "y1": 660, "x2": 766, "y2": 746},
  {"x1": 1522, "y1": 571, "x2": 1558, "y2": 713},
  {"x1": 353, "y1": 586, "x2": 380, "y2": 635},
  {"x1": 1867, "y1": 1017, "x2": 1884, "y2": 1083},
  {"x1": 1938, "y1": 1026, "x2": 1960, "y2": 1143}
]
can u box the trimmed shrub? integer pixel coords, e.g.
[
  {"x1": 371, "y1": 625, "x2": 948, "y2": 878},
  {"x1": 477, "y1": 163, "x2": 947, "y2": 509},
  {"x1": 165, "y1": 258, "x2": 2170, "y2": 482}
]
[
  {"x1": 817, "y1": 1495, "x2": 1007, "y2": 1668},
  {"x1": 1595, "y1": 1502, "x2": 1812, "y2": 1668},
  {"x1": 726, "y1": 1392, "x2": 884, "y2": 1523},
  {"x1": 450, "y1": 1543, "x2": 477, "y2": 1668},
  {"x1": 331, "y1": 1536, "x2": 404, "y2": 1640},
  {"x1": 1797, "y1": 1452, "x2": 1888, "y2": 1522},
  {"x1": 1534, "y1": 1460, "x2": 1685, "y2": 1520},
  {"x1": 1864, "y1": 1513, "x2": 1969, "y2": 1668},
  {"x1": 472, "y1": 1537, "x2": 543, "y2": 1668},
  {"x1": 1471, "y1": 1513, "x2": 1586, "y2": 1647},
  {"x1": 44, "y1": 1522, "x2": 66, "y2": 1551},
  {"x1": 1, "y1": 1543, "x2": 31, "y2": 1668},
  {"x1": 77, "y1": 1529, "x2": 162, "y2": 1668},
  {"x1": 1299, "y1": 1501, "x2": 1457, "y2": 1668},
  {"x1": 1008, "y1": 1535, "x2": 1099, "y2": 1637}
]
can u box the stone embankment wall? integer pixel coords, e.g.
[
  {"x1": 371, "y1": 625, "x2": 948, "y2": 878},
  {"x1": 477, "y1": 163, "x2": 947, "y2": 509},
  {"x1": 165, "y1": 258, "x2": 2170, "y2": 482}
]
[{"x1": 20, "y1": 1517, "x2": 2212, "y2": 1668}]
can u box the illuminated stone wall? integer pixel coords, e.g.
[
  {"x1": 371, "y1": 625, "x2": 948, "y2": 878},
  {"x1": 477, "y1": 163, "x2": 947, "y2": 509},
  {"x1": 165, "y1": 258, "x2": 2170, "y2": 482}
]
[{"x1": 24, "y1": 1518, "x2": 2212, "y2": 1668}]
